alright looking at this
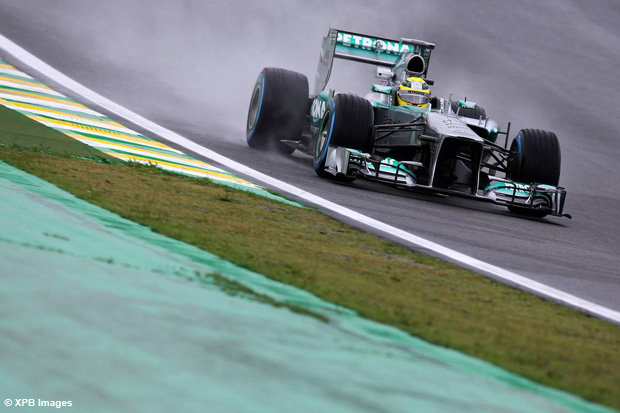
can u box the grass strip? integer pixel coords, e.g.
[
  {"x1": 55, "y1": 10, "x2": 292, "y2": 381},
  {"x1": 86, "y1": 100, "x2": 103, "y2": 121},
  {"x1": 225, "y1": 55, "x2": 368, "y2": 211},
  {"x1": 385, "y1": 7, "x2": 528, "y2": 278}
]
[
  {"x1": 0, "y1": 104, "x2": 117, "y2": 162},
  {"x1": 1, "y1": 145, "x2": 618, "y2": 409}
]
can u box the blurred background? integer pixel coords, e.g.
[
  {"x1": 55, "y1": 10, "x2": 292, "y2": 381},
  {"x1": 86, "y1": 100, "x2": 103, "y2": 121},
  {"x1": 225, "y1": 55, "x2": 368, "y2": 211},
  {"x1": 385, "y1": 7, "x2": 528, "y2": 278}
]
[{"x1": 1, "y1": 0, "x2": 619, "y2": 195}]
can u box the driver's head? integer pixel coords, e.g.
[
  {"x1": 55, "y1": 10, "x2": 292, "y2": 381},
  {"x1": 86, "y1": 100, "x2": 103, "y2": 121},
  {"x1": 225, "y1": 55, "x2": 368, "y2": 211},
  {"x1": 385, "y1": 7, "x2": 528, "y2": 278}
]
[{"x1": 396, "y1": 76, "x2": 430, "y2": 108}]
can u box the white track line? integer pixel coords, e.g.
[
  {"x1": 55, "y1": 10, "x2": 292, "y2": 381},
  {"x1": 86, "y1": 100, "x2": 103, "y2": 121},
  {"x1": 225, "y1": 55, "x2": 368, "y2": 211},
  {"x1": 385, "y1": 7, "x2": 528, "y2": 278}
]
[{"x1": 2, "y1": 34, "x2": 618, "y2": 324}]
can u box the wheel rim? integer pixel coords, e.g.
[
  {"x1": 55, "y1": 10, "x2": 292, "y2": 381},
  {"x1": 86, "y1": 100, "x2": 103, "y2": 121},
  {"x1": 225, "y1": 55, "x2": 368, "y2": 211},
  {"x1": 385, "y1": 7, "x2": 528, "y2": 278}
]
[
  {"x1": 315, "y1": 109, "x2": 332, "y2": 159},
  {"x1": 247, "y1": 84, "x2": 262, "y2": 132},
  {"x1": 507, "y1": 135, "x2": 521, "y2": 180}
]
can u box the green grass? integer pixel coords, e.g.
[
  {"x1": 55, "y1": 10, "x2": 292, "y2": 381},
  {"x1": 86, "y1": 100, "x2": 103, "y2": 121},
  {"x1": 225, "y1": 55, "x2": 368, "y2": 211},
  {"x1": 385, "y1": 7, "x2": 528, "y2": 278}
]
[
  {"x1": 0, "y1": 105, "x2": 117, "y2": 162},
  {"x1": 1, "y1": 146, "x2": 619, "y2": 409}
]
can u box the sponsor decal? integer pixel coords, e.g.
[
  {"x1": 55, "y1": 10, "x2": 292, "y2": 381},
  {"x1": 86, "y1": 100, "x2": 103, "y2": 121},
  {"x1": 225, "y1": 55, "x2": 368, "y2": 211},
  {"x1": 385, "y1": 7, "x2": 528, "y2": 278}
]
[
  {"x1": 350, "y1": 156, "x2": 363, "y2": 166},
  {"x1": 486, "y1": 182, "x2": 533, "y2": 198},
  {"x1": 512, "y1": 182, "x2": 530, "y2": 190},
  {"x1": 487, "y1": 182, "x2": 530, "y2": 192},
  {"x1": 337, "y1": 32, "x2": 413, "y2": 54},
  {"x1": 441, "y1": 118, "x2": 472, "y2": 134},
  {"x1": 384, "y1": 157, "x2": 400, "y2": 166},
  {"x1": 400, "y1": 90, "x2": 426, "y2": 96},
  {"x1": 311, "y1": 98, "x2": 326, "y2": 119}
]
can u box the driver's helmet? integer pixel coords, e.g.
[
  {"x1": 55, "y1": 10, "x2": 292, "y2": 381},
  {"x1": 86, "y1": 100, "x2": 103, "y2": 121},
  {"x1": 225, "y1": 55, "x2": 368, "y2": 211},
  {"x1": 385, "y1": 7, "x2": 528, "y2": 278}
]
[{"x1": 396, "y1": 76, "x2": 430, "y2": 108}]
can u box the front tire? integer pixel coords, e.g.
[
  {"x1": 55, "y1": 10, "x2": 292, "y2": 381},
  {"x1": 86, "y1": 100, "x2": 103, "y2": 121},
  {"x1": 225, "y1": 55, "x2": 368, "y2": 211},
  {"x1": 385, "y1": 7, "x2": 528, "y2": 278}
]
[
  {"x1": 508, "y1": 129, "x2": 561, "y2": 185},
  {"x1": 507, "y1": 129, "x2": 561, "y2": 217},
  {"x1": 313, "y1": 94, "x2": 374, "y2": 181},
  {"x1": 246, "y1": 67, "x2": 308, "y2": 155}
]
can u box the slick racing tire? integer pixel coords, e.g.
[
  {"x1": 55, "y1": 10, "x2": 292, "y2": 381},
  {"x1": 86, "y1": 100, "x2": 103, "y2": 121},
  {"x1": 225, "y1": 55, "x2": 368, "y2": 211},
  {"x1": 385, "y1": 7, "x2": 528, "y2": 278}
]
[
  {"x1": 451, "y1": 101, "x2": 487, "y2": 119},
  {"x1": 246, "y1": 67, "x2": 308, "y2": 155},
  {"x1": 313, "y1": 93, "x2": 374, "y2": 181},
  {"x1": 507, "y1": 129, "x2": 561, "y2": 217}
]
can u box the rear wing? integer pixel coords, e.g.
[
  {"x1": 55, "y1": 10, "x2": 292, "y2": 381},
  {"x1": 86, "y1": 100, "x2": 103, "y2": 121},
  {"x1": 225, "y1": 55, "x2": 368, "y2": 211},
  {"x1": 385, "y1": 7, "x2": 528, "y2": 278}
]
[{"x1": 314, "y1": 28, "x2": 435, "y2": 95}]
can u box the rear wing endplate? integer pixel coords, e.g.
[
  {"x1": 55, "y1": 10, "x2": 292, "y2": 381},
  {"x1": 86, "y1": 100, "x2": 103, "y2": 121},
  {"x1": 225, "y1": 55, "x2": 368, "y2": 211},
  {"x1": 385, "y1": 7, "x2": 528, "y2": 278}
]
[{"x1": 314, "y1": 28, "x2": 435, "y2": 95}]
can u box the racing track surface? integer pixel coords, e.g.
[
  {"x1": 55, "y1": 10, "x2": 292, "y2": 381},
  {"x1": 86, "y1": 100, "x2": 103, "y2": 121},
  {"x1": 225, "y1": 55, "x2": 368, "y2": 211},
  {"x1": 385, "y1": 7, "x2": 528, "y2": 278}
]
[{"x1": 1, "y1": 0, "x2": 619, "y2": 313}]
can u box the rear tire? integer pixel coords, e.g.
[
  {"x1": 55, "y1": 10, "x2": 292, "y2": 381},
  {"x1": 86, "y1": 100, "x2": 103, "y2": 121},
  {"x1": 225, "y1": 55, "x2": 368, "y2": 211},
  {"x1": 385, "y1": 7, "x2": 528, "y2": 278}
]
[
  {"x1": 451, "y1": 101, "x2": 487, "y2": 119},
  {"x1": 507, "y1": 129, "x2": 561, "y2": 217},
  {"x1": 313, "y1": 94, "x2": 374, "y2": 181},
  {"x1": 246, "y1": 67, "x2": 308, "y2": 155}
]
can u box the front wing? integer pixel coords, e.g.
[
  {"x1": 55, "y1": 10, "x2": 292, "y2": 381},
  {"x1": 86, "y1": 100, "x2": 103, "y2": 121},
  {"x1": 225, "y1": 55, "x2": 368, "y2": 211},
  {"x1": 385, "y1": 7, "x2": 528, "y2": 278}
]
[{"x1": 322, "y1": 146, "x2": 570, "y2": 218}]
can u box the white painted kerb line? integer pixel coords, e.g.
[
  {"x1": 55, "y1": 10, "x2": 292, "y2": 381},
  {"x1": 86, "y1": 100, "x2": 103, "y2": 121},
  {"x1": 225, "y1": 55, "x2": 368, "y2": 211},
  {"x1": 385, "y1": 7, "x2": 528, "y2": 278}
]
[{"x1": 2, "y1": 33, "x2": 618, "y2": 324}]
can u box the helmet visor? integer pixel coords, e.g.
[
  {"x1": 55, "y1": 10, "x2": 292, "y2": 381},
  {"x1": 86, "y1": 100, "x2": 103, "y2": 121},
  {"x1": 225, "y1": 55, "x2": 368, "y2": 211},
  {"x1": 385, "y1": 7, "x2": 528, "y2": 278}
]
[{"x1": 398, "y1": 90, "x2": 429, "y2": 105}]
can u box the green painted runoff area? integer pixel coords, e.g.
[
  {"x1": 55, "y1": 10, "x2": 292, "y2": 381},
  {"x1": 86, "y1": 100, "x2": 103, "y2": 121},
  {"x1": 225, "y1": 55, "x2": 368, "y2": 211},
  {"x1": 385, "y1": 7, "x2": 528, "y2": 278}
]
[{"x1": 0, "y1": 161, "x2": 611, "y2": 413}]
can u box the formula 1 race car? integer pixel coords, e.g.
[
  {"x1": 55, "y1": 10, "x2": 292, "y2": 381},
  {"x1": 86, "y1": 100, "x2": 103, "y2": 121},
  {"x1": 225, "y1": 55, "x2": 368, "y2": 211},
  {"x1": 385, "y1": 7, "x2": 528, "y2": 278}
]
[{"x1": 246, "y1": 28, "x2": 570, "y2": 218}]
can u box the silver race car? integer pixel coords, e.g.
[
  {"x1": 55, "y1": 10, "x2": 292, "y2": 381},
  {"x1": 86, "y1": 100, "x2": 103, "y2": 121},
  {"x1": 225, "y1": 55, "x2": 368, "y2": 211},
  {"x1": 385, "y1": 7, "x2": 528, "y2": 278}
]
[{"x1": 246, "y1": 28, "x2": 569, "y2": 218}]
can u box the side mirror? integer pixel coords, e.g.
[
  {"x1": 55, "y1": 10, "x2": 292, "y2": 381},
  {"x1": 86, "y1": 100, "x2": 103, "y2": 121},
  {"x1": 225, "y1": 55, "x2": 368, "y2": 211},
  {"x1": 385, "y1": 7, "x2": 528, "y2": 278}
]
[
  {"x1": 425, "y1": 79, "x2": 435, "y2": 86},
  {"x1": 458, "y1": 99, "x2": 477, "y2": 109},
  {"x1": 372, "y1": 84, "x2": 394, "y2": 94}
]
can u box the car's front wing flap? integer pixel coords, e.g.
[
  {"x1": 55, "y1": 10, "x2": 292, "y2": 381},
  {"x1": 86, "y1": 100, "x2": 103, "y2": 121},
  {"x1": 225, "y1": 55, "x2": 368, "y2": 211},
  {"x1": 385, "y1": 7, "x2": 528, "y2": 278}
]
[{"x1": 483, "y1": 178, "x2": 570, "y2": 218}]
